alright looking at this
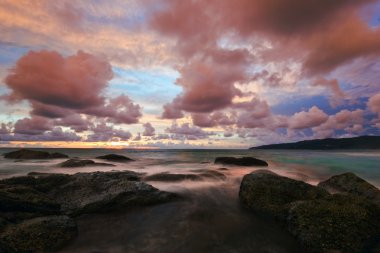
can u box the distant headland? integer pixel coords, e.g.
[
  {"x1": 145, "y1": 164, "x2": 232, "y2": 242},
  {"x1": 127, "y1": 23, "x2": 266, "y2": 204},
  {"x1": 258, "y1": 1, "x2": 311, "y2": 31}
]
[{"x1": 250, "y1": 136, "x2": 380, "y2": 150}]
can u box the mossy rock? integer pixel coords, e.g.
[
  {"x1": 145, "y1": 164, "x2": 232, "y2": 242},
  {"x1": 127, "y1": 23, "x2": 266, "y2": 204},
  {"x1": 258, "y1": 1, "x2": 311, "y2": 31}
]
[
  {"x1": 0, "y1": 215, "x2": 77, "y2": 253},
  {"x1": 239, "y1": 171, "x2": 329, "y2": 219},
  {"x1": 287, "y1": 194, "x2": 380, "y2": 253},
  {"x1": 59, "y1": 159, "x2": 115, "y2": 168},
  {"x1": 3, "y1": 149, "x2": 68, "y2": 159},
  {"x1": 0, "y1": 185, "x2": 60, "y2": 220},
  {"x1": 96, "y1": 154, "x2": 134, "y2": 162},
  {"x1": 1, "y1": 174, "x2": 72, "y2": 193},
  {"x1": 319, "y1": 172, "x2": 380, "y2": 207},
  {"x1": 215, "y1": 156, "x2": 268, "y2": 166}
]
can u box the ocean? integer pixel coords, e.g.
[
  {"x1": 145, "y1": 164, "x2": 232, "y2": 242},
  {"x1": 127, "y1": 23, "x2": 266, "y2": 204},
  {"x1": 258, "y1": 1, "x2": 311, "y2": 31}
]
[{"x1": 0, "y1": 148, "x2": 379, "y2": 253}]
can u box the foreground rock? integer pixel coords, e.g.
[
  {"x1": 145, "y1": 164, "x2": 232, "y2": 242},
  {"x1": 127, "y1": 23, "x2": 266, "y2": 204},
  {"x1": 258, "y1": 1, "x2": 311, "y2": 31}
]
[
  {"x1": 318, "y1": 172, "x2": 380, "y2": 207},
  {"x1": 0, "y1": 215, "x2": 77, "y2": 253},
  {"x1": 288, "y1": 194, "x2": 380, "y2": 253},
  {"x1": 96, "y1": 154, "x2": 134, "y2": 162},
  {"x1": 59, "y1": 158, "x2": 115, "y2": 168},
  {"x1": 3, "y1": 149, "x2": 68, "y2": 160},
  {"x1": 215, "y1": 157, "x2": 268, "y2": 166},
  {"x1": 145, "y1": 170, "x2": 226, "y2": 182},
  {"x1": 49, "y1": 171, "x2": 177, "y2": 215},
  {"x1": 0, "y1": 171, "x2": 180, "y2": 252},
  {"x1": 0, "y1": 184, "x2": 60, "y2": 223},
  {"x1": 239, "y1": 170, "x2": 380, "y2": 252},
  {"x1": 239, "y1": 170, "x2": 328, "y2": 219}
]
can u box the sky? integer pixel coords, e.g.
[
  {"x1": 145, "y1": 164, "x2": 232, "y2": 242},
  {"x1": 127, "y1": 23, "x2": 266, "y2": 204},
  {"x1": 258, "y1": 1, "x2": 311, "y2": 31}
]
[{"x1": 0, "y1": 0, "x2": 380, "y2": 149}]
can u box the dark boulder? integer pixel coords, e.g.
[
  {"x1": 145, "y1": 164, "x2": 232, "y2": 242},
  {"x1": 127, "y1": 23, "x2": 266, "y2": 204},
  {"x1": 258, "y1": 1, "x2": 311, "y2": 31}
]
[
  {"x1": 0, "y1": 170, "x2": 175, "y2": 216},
  {"x1": 288, "y1": 194, "x2": 380, "y2": 253},
  {"x1": 0, "y1": 215, "x2": 77, "y2": 253},
  {"x1": 145, "y1": 170, "x2": 226, "y2": 182},
  {"x1": 46, "y1": 171, "x2": 177, "y2": 215},
  {"x1": 215, "y1": 157, "x2": 268, "y2": 166},
  {"x1": 239, "y1": 170, "x2": 328, "y2": 219},
  {"x1": 190, "y1": 169, "x2": 227, "y2": 180},
  {"x1": 318, "y1": 172, "x2": 380, "y2": 207},
  {"x1": 3, "y1": 149, "x2": 68, "y2": 159},
  {"x1": 96, "y1": 154, "x2": 134, "y2": 162},
  {"x1": 59, "y1": 159, "x2": 115, "y2": 168},
  {"x1": 0, "y1": 185, "x2": 60, "y2": 223}
]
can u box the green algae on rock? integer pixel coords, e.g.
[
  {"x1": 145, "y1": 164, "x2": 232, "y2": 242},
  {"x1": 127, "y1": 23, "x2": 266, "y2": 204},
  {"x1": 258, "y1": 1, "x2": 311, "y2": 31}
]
[
  {"x1": 0, "y1": 215, "x2": 77, "y2": 253},
  {"x1": 239, "y1": 170, "x2": 328, "y2": 219},
  {"x1": 287, "y1": 194, "x2": 380, "y2": 253}
]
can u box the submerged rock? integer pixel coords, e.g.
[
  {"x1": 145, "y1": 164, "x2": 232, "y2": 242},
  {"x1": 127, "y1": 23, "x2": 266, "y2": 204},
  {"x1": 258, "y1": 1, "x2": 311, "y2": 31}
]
[
  {"x1": 59, "y1": 158, "x2": 115, "y2": 168},
  {"x1": 145, "y1": 172, "x2": 201, "y2": 182},
  {"x1": 190, "y1": 169, "x2": 227, "y2": 180},
  {"x1": 288, "y1": 194, "x2": 380, "y2": 253},
  {"x1": 0, "y1": 215, "x2": 77, "y2": 253},
  {"x1": 96, "y1": 154, "x2": 134, "y2": 162},
  {"x1": 3, "y1": 149, "x2": 68, "y2": 160},
  {"x1": 215, "y1": 157, "x2": 268, "y2": 166},
  {"x1": 318, "y1": 172, "x2": 380, "y2": 207},
  {"x1": 145, "y1": 170, "x2": 226, "y2": 182},
  {"x1": 239, "y1": 170, "x2": 328, "y2": 219}
]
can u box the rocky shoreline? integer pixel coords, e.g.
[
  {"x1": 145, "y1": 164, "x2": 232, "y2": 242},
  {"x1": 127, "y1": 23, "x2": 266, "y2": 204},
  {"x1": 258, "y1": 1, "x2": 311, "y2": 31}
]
[{"x1": 1, "y1": 150, "x2": 379, "y2": 252}]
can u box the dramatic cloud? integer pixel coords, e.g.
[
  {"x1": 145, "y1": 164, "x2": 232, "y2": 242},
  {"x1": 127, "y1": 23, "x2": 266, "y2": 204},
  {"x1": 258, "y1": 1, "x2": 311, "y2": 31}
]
[
  {"x1": 192, "y1": 111, "x2": 236, "y2": 128},
  {"x1": 0, "y1": 1, "x2": 379, "y2": 147},
  {"x1": 368, "y1": 93, "x2": 380, "y2": 115},
  {"x1": 312, "y1": 109, "x2": 364, "y2": 138},
  {"x1": 163, "y1": 49, "x2": 250, "y2": 115},
  {"x1": 83, "y1": 95, "x2": 142, "y2": 124},
  {"x1": 54, "y1": 114, "x2": 91, "y2": 132},
  {"x1": 4, "y1": 50, "x2": 112, "y2": 109},
  {"x1": 152, "y1": 0, "x2": 380, "y2": 121},
  {"x1": 13, "y1": 116, "x2": 52, "y2": 135},
  {"x1": 142, "y1": 122, "x2": 155, "y2": 136},
  {"x1": 288, "y1": 106, "x2": 329, "y2": 129},
  {"x1": 166, "y1": 123, "x2": 213, "y2": 140},
  {"x1": 312, "y1": 78, "x2": 345, "y2": 107},
  {"x1": 2, "y1": 50, "x2": 142, "y2": 124},
  {"x1": 86, "y1": 122, "x2": 132, "y2": 142},
  {"x1": 368, "y1": 93, "x2": 380, "y2": 128}
]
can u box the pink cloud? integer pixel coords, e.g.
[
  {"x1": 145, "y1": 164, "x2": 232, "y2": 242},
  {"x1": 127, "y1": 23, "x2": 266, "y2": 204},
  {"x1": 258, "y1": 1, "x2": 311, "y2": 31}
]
[
  {"x1": 288, "y1": 106, "x2": 329, "y2": 129},
  {"x1": 14, "y1": 116, "x2": 53, "y2": 135},
  {"x1": 166, "y1": 49, "x2": 249, "y2": 114},
  {"x1": 166, "y1": 123, "x2": 213, "y2": 140},
  {"x1": 4, "y1": 50, "x2": 112, "y2": 109},
  {"x1": 161, "y1": 103, "x2": 184, "y2": 119},
  {"x1": 192, "y1": 112, "x2": 235, "y2": 128},
  {"x1": 312, "y1": 78, "x2": 345, "y2": 107},
  {"x1": 3, "y1": 50, "x2": 142, "y2": 125},
  {"x1": 312, "y1": 109, "x2": 364, "y2": 138},
  {"x1": 151, "y1": 0, "x2": 380, "y2": 111},
  {"x1": 86, "y1": 122, "x2": 132, "y2": 142},
  {"x1": 83, "y1": 95, "x2": 141, "y2": 124},
  {"x1": 54, "y1": 114, "x2": 91, "y2": 132},
  {"x1": 368, "y1": 93, "x2": 380, "y2": 115},
  {"x1": 142, "y1": 122, "x2": 155, "y2": 136}
]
